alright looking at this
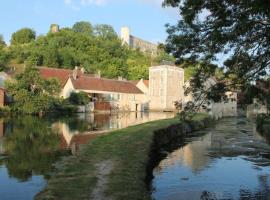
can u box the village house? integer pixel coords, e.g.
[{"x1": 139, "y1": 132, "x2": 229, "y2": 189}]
[
  {"x1": 183, "y1": 77, "x2": 238, "y2": 119},
  {"x1": 39, "y1": 65, "x2": 238, "y2": 116},
  {"x1": 39, "y1": 67, "x2": 147, "y2": 112}
]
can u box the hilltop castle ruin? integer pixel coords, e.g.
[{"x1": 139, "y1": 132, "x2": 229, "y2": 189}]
[{"x1": 120, "y1": 27, "x2": 158, "y2": 56}]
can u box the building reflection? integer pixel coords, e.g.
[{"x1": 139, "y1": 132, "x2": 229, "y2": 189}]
[
  {"x1": 53, "y1": 112, "x2": 174, "y2": 154},
  {"x1": 156, "y1": 134, "x2": 213, "y2": 173},
  {"x1": 155, "y1": 118, "x2": 269, "y2": 174}
]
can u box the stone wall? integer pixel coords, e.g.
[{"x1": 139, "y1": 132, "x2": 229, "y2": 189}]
[
  {"x1": 120, "y1": 27, "x2": 157, "y2": 55},
  {"x1": 146, "y1": 116, "x2": 211, "y2": 183},
  {"x1": 149, "y1": 65, "x2": 184, "y2": 111}
]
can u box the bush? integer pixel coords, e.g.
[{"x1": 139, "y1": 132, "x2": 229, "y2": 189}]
[{"x1": 69, "y1": 92, "x2": 90, "y2": 105}]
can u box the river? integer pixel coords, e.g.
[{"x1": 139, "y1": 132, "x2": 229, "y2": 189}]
[
  {"x1": 0, "y1": 112, "x2": 173, "y2": 200},
  {"x1": 152, "y1": 117, "x2": 270, "y2": 200}
]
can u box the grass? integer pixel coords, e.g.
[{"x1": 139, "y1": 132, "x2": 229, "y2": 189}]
[{"x1": 37, "y1": 113, "x2": 209, "y2": 200}]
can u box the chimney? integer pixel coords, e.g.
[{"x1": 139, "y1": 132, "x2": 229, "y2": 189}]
[
  {"x1": 80, "y1": 67, "x2": 85, "y2": 74},
  {"x1": 95, "y1": 70, "x2": 101, "y2": 78},
  {"x1": 73, "y1": 66, "x2": 78, "y2": 80},
  {"x1": 50, "y1": 24, "x2": 59, "y2": 33}
]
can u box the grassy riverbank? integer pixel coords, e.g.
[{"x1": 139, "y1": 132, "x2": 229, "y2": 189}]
[{"x1": 37, "y1": 113, "x2": 209, "y2": 200}]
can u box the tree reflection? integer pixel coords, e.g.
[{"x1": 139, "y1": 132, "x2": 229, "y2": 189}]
[
  {"x1": 2, "y1": 116, "x2": 69, "y2": 181},
  {"x1": 239, "y1": 175, "x2": 270, "y2": 200}
]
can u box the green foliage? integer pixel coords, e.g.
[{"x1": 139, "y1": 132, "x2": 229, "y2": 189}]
[
  {"x1": 2, "y1": 116, "x2": 68, "y2": 181},
  {"x1": 163, "y1": 0, "x2": 270, "y2": 107},
  {"x1": 69, "y1": 92, "x2": 90, "y2": 105},
  {"x1": 5, "y1": 66, "x2": 61, "y2": 114},
  {"x1": 72, "y1": 21, "x2": 93, "y2": 35},
  {"x1": 0, "y1": 49, "x2": 10, "y2": 70},
  {"x1": 126, "y1": 49, "x2": 151, "y2": 80},
  {"x1": 94, "y1": 24, "x2": 117, "y2": 39},
  {"x1": 154, "y1": 47, "x2": 175, "y2": 65},
  {"x1": 0, "y1": 34, "x2": 6, "y2": 49},
  {"x1": 3, "y1": 21, "x2": 173, "y2": 80},
  {"x1": 11, "y1": 28, "x2": 36, "y2": 45},
  {"x1": 184, "y1": 64, "x2": 197, "y2": 81}
]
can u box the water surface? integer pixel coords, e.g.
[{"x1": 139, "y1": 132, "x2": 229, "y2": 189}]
[
  {"x1": 0, "y1": 112, "x2": 173, "y2": 200},
  {"x1": 152, "y1": 117, "x2": 270, "y2": 200}
]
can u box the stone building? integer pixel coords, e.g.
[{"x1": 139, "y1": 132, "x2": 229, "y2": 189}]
[
  {"x1": 39, "y1": 67, "x2": 147, "y2": 112},
  {"x1": 120, "y1": 27, "x2": 158, "y2": 55},
  {"x1": 148, "y1": 65, "x2": 185, "y2": 111},
  {"x1": 183, "y1": 78, "x2": 238, "y2": 119},
  {"x1": 50, "y1": 24, "x2": 60, "y2": 33}
]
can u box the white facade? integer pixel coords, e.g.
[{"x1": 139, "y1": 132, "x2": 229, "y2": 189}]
[
  {"x1": 149, "y1": 65, "x2": 185, "y2": 111},
  {"x1": 62, "y1": 77, "x2": 146, "y2": 112},
  {"x1": 183, "y1": 78, "x2": 238, "y2": 119},
  {"x1": 121, "y1": 26, "x2": 130, "y2": 46}
]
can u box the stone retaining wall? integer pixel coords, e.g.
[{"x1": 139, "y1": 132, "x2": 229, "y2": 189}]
[{"x1": 146, "y1": 117, "x2": 211, "y2": 185}]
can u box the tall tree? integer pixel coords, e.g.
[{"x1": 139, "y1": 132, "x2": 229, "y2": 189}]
[
  {"x1": 11, "y1": 28, "x2": 36, "y2": 45},
  {"x1": 0, "y1": 34, "x2": 6, "y2": 49},
  {"x1": 72, "y1": 21, "x2": 93, "y2": 35},
  {"x1": 5, "y1": 66, "x2": 61, "y2": 114},
  {"x1": 163, "y1": 0, "x2": 270, "y2": 92},
  {"x1": 94, "y1": 24, "x2": 117, "y2": 39}
]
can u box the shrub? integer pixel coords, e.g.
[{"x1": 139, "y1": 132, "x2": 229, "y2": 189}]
[{"x1": 69, "y1": 92, "x2": 90, "y2": 105}]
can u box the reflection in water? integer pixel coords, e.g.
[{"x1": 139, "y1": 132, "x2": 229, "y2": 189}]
[
  {"x1": 0, "y1": 116, "x2": 68, "y2": 200},
  {"x1": 152, "y1": 117, "x2": 270, "y2": 200},
  {"x1": 0, "y1": 112, "x2": 173, "y2": 200},
  {"x1": 54, "y1": 112, "x2": 174, "y2": 154}
]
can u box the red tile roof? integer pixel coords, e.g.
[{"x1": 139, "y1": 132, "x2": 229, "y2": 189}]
[
  {"x1": 71, "y1": 76, "x2": 143, "y2": 94},
  {"x1": 130, "y1": 79, "x2": 149, "y2": 88},
  {"x1": 39, "y1": 67, "x2": 92, "y2": 87},
  {"x1": 130, "y1": 80, "x2": 140, "y2": 85},
  {"x1": 143, "y1": 80, "x2": 149, "y2": 87}
]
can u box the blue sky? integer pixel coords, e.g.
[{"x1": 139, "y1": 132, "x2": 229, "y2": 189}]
[{"x1": 0, "y1": 0, "x2": 178, "y2": 44}]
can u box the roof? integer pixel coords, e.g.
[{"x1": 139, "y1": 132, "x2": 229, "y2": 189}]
[
  {"x1": 143, "y1": 80, "x2": 149, "y2": 87},
  {"x1": 71, "y1": 76, "x2": 143, "y2": 94},
  {"x1": 130, "y1": 79, "x2": 149, "y2": 88},
  {"x1": 39, "y1": 67, "x2": 93, "y2": 87}
]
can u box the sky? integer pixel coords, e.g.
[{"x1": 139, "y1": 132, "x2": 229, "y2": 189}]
[{"x1": 0, "y1": 0, "x2": 179, "y2": 44}]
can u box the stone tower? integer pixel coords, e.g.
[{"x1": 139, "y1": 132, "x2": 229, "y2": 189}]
[
  {"x1": 50, "y1": 24, "x2": 59, "y2": 33},
  {"x1": 121, "y1": 26, "x2": 130, "y2": 45},
  {"x1": 149, "y1": 65, "x2": 184, "y2": 111}
]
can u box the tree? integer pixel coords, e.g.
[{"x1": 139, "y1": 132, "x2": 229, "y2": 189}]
[
  {"x1": 126, "y1": 49, "x2": 151, "y2": 80},
  {"x1": 6, "y1": 22, "x2": 162, "y2": 80},
  {"x1": 0, "y1": 34, "x2": 6, "y2": 49},
  {"x1": 163, "y1": 0, "x2": 270, "y2": 111},
  {"x1": 3, "y1": 116, "x2": 64, "y2": 181},
  {"x1": 5, "y1": 66, "x2": 61, "y2": 114},
  {"x1": 94, "y1": 24, "x2": 118, "y2": 39},
  {"x1": 0, "y1": 51, "x2": 9, "y2": 71},
  {"x1": 72, "y1": 21, "x2": 93, "y2": 35},
  {"x1": 11, "y1": 28, "x2": 36, "y2": 45},
  {"x1": 69, "y1": 92, "x2": 90, "y2": 105}
]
